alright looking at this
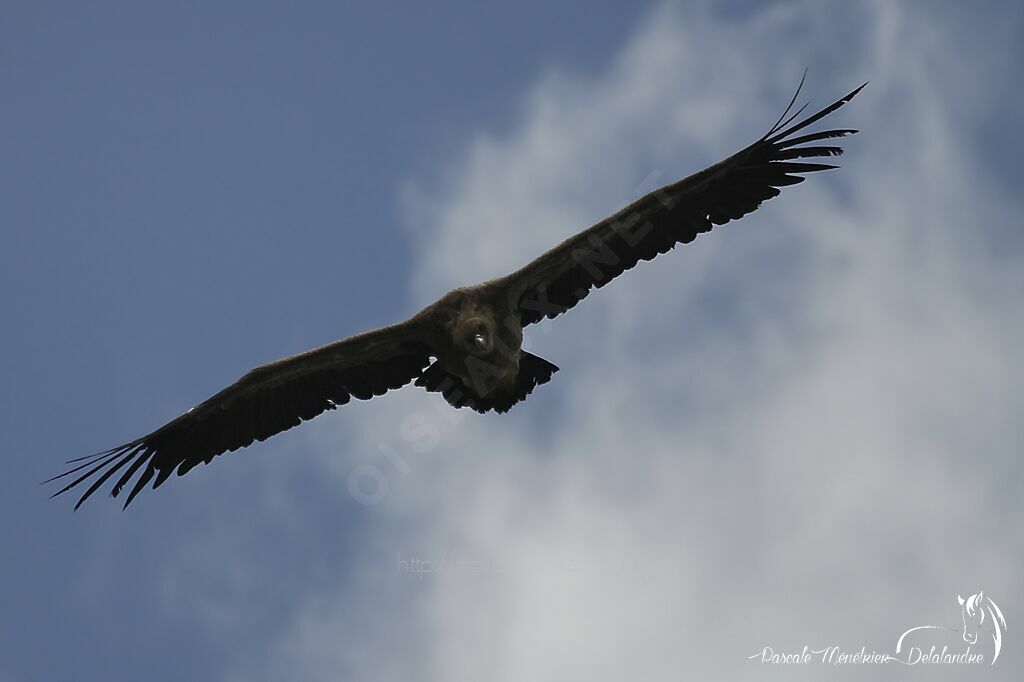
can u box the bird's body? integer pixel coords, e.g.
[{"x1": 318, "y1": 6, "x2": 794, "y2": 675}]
[
  {"x1": 428, "y1": 284, "x2": 525, "y2": 392},
  {"x1": 50, "y1": 78, "x2": 864, "y2": 508}
]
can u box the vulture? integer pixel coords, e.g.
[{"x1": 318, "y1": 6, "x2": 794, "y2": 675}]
[{"x1": 49, "y1": 78, "x2": 864, "y2": 509}]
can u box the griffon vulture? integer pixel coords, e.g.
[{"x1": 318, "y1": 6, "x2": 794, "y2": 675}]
[{"x1": 49, "y1": 78, "x2": 864, "y2": 508}]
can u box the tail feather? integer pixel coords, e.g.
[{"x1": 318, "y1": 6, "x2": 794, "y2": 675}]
[{"x1": 415, "y1": 352, "x2": 558, "y2": 414}]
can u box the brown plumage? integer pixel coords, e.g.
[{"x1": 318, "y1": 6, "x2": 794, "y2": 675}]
[{"x1": 49, "y1": 78, "x2": 863, "y2": 508}]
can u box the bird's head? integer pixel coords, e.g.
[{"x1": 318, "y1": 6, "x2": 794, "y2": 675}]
[
  {"x1": 453, "y1": 310, "x2": 525, "y2": 397},
  {"x1": 455, "y1": 315, "x2": 496, "y2": 357}
]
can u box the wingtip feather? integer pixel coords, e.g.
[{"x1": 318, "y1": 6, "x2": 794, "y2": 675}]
[{"x1": 766, "y1": 81, "x2": 865, "y2": 144}]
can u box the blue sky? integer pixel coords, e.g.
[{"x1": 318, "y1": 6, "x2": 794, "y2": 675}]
[{"x1": 2, "y1": 2, "x2": 1023, "y2": 680}]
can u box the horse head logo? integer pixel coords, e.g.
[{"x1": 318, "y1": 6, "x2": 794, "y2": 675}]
[
  {"x1": 896, "y1": 591, "x2": 1008, "y2": 665},
  {"x1": 958, "y1": 591, "x2": 1007, "y2": 662}
]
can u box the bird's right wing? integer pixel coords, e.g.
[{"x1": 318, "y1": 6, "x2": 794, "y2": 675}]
[
  {"x1": 504, "y1": 79, "x2": 864, "y2": 326},
  {"x1": 48, "y1": 320, "x2": 433, "y2": 509}
]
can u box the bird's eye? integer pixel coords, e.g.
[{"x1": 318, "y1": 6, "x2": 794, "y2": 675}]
[{"x1": 472, "y1": 332, "x2": 489, "y2": 351}]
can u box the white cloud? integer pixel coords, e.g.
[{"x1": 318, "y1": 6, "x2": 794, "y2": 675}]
[{"x1": 234, "y1": 2, "x2": 1024, "y2": 680}]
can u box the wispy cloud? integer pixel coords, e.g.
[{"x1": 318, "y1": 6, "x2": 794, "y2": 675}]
[{"x1": 227, "y1": 2, "x2": 1024, "y2": 680}]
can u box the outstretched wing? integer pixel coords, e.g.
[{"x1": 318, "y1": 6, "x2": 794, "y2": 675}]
[
  {"x1": 507, "y1": 80, "x2": 865, "y2": 325},
  {"x1": 47, "y1": 321, "x2": 432, "y2": 509}
]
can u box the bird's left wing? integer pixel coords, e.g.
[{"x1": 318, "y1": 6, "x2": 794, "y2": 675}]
[
  {"x1": 505, "y1": 81, "x2": 865, "y2": 326},
  {"x1": 48, "y1": 321, "x2": 433, "y2": 509}
]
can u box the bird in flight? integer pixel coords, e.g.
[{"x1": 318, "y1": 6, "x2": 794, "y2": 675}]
[{"x1": 50, "y1": 78, "x2": 864, "y2": 509}]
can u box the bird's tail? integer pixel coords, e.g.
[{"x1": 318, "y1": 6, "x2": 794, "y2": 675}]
[{"x1": 415, "y1": 352, "x2": 558, "y2": 414}]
